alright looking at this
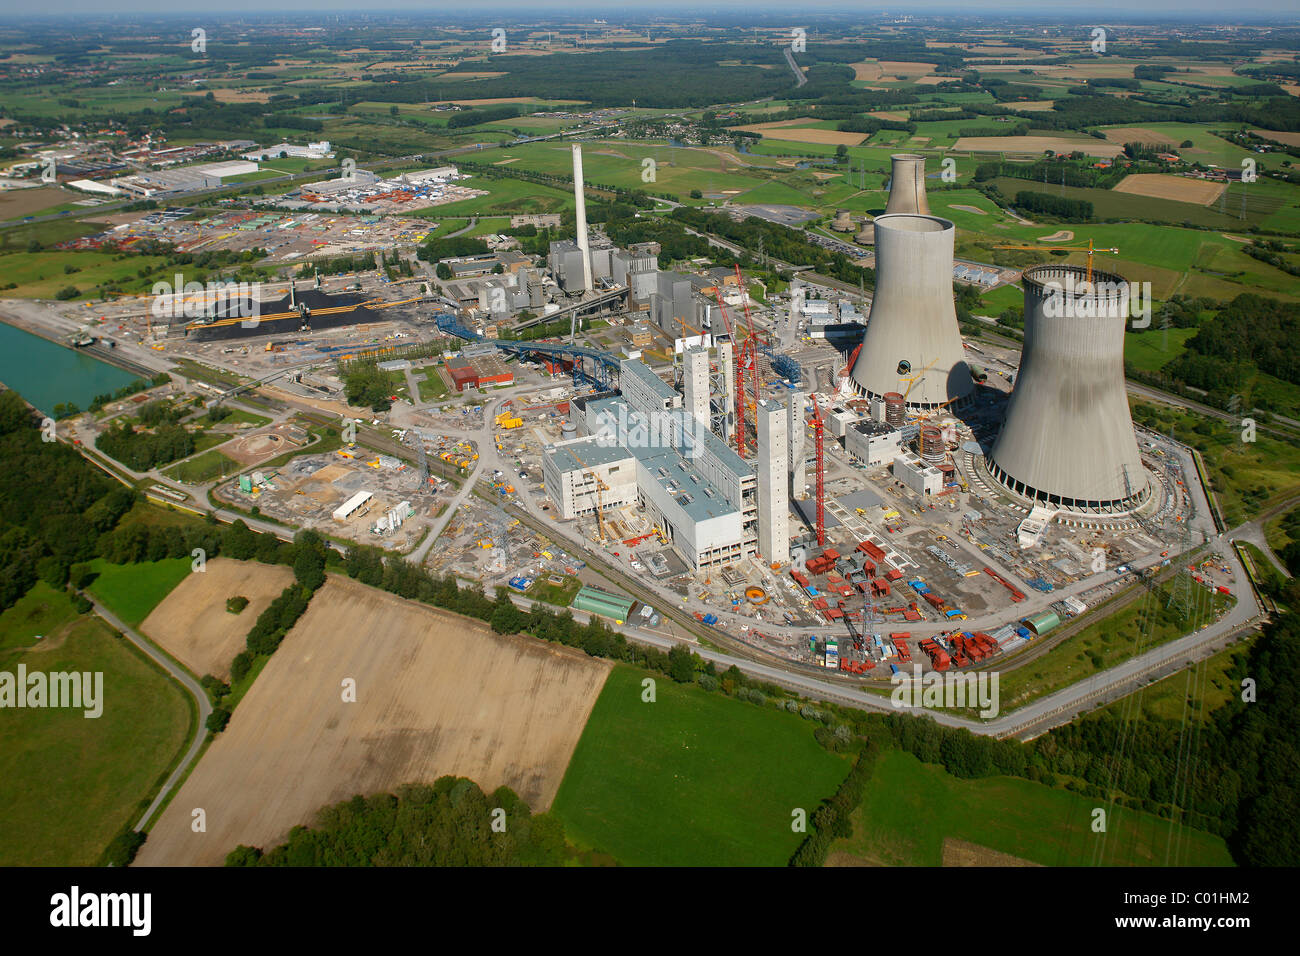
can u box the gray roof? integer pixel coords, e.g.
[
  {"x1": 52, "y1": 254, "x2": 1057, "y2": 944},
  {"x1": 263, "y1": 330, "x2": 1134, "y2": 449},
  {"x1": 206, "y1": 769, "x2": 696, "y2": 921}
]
[
  {"x1": 621, "y1": 359, "x2": 677, "y2": 402},
  {"x1": 544, "y1": 437, "x2": 632, "y2": 472}
]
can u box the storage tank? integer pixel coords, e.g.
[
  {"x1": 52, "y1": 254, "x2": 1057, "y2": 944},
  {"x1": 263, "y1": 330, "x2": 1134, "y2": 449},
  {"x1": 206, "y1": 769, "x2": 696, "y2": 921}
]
[
  {"x1": 849, "y1": 215, "x2": 973, "y2": 409},
  {"x1": 987, "y1": 264, "x2": 1150, "y2": 514},
  {"x1": 560, "y1": 420, "x2": 578, "y2": 440},
  {"x1": 885, "y1": 154, "x2": 931, "y2": 215}
]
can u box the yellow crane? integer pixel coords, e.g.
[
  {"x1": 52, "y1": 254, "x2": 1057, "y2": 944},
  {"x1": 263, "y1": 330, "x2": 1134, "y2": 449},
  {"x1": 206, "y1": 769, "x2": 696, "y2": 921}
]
[
  {"x1": 993, "y1": 238, "x2": 1118, "y2": 284},
  {"x1": 569, "y1": 448, "x2": 609, "y2": 543}
]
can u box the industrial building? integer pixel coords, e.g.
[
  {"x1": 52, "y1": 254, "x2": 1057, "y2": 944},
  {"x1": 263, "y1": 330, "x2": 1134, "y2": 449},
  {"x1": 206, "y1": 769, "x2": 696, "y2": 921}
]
[
  {"x1": 541, "y1": 436, "x2": 638, "y2": 520},
  {"x1": 892, "y1": 455, "x2": 944, "y2": 496},
  {"x1": 445, "y1": 353, "x2": 515, "y2": 392},
  {"x1": 846, "y1": 419, "x2": 905, "y2": 467},
  {"x1": 111, "y1": 160, "x2": 260, "y2": 198},
  {"x1": 848, "y1": 214, "x2": 974, "y2": 410},
  {"x1": 986, "y1": 264, "x2": 1152, "y2": 515},
  {"x1": 543, "y1": 354, "x2": 768, "y2": 572}
]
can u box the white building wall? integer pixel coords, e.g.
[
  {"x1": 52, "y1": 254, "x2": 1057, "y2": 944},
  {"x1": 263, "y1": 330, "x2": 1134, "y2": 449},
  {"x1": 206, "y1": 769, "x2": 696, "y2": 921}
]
[{"x1": 757, "y1": 400, "x2": 790, "y2": 564}]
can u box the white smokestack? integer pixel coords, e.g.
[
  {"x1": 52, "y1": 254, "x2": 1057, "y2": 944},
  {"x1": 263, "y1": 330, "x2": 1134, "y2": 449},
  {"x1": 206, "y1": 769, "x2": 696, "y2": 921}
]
[{"x1": 571, "y1": 144, "x2": 594, "y2": 293}]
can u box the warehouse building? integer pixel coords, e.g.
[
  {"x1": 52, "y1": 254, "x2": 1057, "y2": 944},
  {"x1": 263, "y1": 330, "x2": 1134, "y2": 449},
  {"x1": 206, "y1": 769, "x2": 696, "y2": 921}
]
[{"x1": 572, "y1": 586, "x2": 636, "y2": 623}]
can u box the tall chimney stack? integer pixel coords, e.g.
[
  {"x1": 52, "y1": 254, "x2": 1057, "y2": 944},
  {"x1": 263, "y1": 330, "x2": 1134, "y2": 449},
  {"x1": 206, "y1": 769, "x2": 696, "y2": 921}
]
[{"x1": 571, "y1": 144, "x2": 594, "y2": 293}]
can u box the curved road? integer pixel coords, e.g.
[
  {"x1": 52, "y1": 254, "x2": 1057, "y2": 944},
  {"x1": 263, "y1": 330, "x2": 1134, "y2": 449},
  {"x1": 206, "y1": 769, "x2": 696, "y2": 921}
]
[{"x1": 90, "y1": 599, "x2": 213, "y2": 831}]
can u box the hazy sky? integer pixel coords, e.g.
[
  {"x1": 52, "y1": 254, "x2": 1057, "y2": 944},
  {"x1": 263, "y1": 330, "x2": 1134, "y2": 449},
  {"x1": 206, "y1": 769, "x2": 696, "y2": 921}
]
[{"x1": 0, "y1": 1, "x2": 1297, "y2": 17}]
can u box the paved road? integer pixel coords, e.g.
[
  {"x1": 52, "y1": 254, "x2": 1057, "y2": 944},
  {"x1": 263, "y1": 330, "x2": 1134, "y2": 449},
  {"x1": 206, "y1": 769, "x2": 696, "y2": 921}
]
[{"x1": 89, "y1": 600, "x2": 212, "y2": 831}]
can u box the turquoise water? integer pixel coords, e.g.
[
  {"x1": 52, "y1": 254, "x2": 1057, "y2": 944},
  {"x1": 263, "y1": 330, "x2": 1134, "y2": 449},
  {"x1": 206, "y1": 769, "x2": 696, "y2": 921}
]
[{"x1": 0, "y1": 321, "x2": 141, "y2": 415}]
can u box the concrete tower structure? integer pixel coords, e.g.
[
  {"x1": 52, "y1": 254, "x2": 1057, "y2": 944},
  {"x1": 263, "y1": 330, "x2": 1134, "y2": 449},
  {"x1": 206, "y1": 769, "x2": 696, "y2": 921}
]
[
  {"x1": 682, "y1": 345, "x2": 710, "y2": 430},
  {"x1": 717, "y1": 339, "x2": 736, "y2": 440},
  {"x1": 849, "y1": 214, "x2": 973, "y2": 409},
  {"x1": 987, "y1": 264, "x2": 1150, "y2": 514},
  {"x1": 756, "y1": 399, "x2": 790, "y2": 565},
  {"x1": 885, "y1": 153, "x2": 930, "y2": 215},
  {"x1": 788, "y1": 390, "x2": 807, "y2": 500},
  {"x1": 571, "y1": 144, "x2": 594, "y2": 293}
]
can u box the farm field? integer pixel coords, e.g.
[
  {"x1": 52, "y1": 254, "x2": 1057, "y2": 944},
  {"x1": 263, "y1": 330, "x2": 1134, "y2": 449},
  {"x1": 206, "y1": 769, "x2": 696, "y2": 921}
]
[
  {"x1": 953, "y1": 135, "x2": 1124, "y2": 157},
  {"x1": 0, "y1": 613, "x2": 192, "y2": 866},
  {"x1": 135, "y1": 575, "x2": 610, "y2": 865},
  {"x1": 551, "y1": 664, "x2": 851, "y2": 867},
  {"x1": 488, "y1": 139, "x2": 776, "y2": 199},
  {"x1": 831, "y1": 750, "x2": 1233, "y2": 867},
  {"x1": 84, "y1": 557, "x2": 194, "y2": 629},
  {"x1": 139, "y1": 558, "x2": 297, "y2": 680},
  {"x1": 1114, "y1": 174, "x2": 1225, "y2": 205},
  {"x1": 0, "y1": 185, "x2": 83, "y2": 220}
]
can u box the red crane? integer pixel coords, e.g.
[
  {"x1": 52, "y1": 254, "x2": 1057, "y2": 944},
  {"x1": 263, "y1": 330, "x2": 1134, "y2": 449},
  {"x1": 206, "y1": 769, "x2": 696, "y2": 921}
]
[
  {"x1": 810, "y1": 393, "x2": 826, "y2": 547},
  {"x1": 713, "y1": 287, "x2": 747, "y2": 458},
  {"x1": 733, "y1": 264, "x2": 763, "y2": 411}
]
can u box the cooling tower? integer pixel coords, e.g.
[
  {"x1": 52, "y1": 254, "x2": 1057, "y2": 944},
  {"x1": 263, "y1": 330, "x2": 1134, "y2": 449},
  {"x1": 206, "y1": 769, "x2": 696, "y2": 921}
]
[
  {"x1": 987, "y1": 264, "x2": 1150, "y2": 513},
  {"x1": 885, "y1": 154, "x2": 930, "y2": 215},
  {"x1": 849, "y1": 215, "x2": 973, "y2": 409}
]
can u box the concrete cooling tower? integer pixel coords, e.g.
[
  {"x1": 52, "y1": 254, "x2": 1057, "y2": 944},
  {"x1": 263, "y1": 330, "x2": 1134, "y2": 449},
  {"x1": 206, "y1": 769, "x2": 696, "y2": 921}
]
[
  {"x1": 987, "y1": 264, "x2": 1150, "y2": 514},
  {"x1": 848, "y1": 214, "x2": 973, "y2": 409},
  {"x1": 885, "y1": 153, "x2": 930, "y2": 215}
]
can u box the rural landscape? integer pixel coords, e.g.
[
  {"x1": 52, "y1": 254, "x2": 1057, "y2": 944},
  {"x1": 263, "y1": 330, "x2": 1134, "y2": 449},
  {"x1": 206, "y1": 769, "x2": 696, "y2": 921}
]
[{"x1": 0, "y1": 4, "x2": 1295, "y2": 921}]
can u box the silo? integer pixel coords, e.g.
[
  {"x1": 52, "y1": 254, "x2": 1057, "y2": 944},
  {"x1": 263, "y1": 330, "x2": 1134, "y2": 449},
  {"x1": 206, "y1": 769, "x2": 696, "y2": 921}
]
[
  {"x1": 849, "y1": 215, "x2": 973, "y2": 409},
  {"x1": 883, "y1": 392, "x2": 906, "y2": 428},
  {"x1": 885, "y1": 154, "x2": 930, "y2": 215},
  {"x1": 919, "y1": 425, "x2": 945, "y2": 464},
  {"x1": 987, "y1": 264, "x2": 1150, "y2": 513}
]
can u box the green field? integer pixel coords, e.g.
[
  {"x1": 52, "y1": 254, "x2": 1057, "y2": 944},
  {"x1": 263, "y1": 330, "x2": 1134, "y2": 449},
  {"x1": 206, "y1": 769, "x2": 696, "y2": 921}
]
[
  {"x1": 1093, "y1": 638, "x2": 1249, "y2": 724},
  {"x1": 0, "y1": 613, "x2": 192, "y2": 865},
  {"x1": 1123, "y1": 326, "x2": 1199, "y2": 373},
  {"x1": 411, "y1": 174, "x2": 574, "y2": 217},
  {"x1": 84, "y1": 557, "x2": 193, "y2": 628},
  {"x1": 832, "y1": 750, "x2": 1233, "y2": 867},
  {"x1": 0, "y1": 580, "x2": 78, "y2": 651},
  {"x1": 551, "y1": 664, "x2": 850, "y2": 866},
  {"x1": 990, "y1": 579, "x2": 1232, "y2": 716},
  {"x1": 526, "y1": 574, "x2": 581, "y2": 607},
  {"x1": 1133, "y1": 399, "x2": 1300, "y2": 525},
  {"x1": 163, "y1": 448, "x2": 241, "y2": 484},
  {"x1": 0, "y1": 249, "x2": 173, "y2": 299}
]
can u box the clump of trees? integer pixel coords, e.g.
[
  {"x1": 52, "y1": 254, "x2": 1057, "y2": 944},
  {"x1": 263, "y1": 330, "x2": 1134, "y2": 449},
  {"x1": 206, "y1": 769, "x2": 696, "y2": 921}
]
[{"x1": 226, "y1": 776, "x2": 569, "y2": 866}]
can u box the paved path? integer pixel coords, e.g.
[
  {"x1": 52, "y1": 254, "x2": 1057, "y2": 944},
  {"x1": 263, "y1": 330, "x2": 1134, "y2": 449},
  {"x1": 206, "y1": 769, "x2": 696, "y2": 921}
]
[{"x1": 89, "y1": 600, "x2": 212, "y2": 832}]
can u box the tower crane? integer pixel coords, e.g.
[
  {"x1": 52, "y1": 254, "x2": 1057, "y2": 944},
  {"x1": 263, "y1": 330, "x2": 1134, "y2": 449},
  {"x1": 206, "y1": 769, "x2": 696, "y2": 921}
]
[
  {"x1": 569, "y1": 448, "x2": 609, "y2": 543},
  {"x1": 733, "y1": 264, "x2": 764, "y2": 412},
  {"x1": 993, "y1": 238, "x2": 1118, "y2": 285},
  {"x1": 713, "y1": 287, "x2": 749, "y2": 458}
]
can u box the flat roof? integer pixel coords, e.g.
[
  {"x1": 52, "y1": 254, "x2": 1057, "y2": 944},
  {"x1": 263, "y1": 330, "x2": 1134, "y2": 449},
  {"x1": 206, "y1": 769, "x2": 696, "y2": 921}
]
[
  {"x1": 620, "y1": 359, "x2": 677, "y2": 402},
  {"x1": 545, "y1": 436, "x2": 634, "y2": 472}
]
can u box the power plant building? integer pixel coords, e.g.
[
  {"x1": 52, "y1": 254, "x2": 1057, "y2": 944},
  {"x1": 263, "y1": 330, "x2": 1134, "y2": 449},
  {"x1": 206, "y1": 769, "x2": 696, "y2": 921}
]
[
  {"x1": 847, "y1": 420, "x2": 905, "y2": 467},
  {"x1": 756, "y1": 399, "x2": 790, "y2": 565},
  {"x1": 987, "y1": 265, "x2": 1151, "y2": 514},
  {"x1": 848, "y1": 215, "x2": 973, "y2": 410},
  {"x1": 542, "y1": 437, "x2": 638, "y2": 520}
]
